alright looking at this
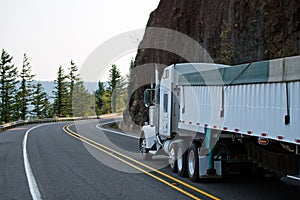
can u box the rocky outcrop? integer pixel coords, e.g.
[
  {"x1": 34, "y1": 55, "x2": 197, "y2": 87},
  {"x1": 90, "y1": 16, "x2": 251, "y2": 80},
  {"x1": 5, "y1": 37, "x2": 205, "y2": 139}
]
[
  {"x1": 127, "y1": 0, "x2": 300, "y2": 126},
  {"x1": 136, "y1": 0, "x2": 299, "y2": 66}
]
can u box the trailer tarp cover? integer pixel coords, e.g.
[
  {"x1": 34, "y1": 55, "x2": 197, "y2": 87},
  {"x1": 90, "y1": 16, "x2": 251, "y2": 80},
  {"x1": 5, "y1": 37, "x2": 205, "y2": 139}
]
[{"x1": 177, "y1": 56, "x2": 300, "y2": 86}]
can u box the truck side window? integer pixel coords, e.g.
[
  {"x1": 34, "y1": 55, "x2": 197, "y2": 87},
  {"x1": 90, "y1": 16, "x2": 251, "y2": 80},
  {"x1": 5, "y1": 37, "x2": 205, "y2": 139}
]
[
  {"x1": 164, "y1": 93, "x2": 168, "y2": 113},
  {"x1": 163, "y1": 69, "x2": 169, "y2": 79}
]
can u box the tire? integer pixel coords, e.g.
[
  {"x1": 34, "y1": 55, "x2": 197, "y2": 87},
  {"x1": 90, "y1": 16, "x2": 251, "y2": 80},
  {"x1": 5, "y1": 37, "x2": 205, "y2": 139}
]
[
  {"x1": 169, "y1": 144, "x2": 177, "y2": 172},
  {"x1": 140, "y1": 137, "x2": 152, "y2": 161},
  {"x1": 177, "y1": 142, "x2": 188, "y2": 177},
  {"x1": 187, "y1": 143, "x2": 199, "y2": 182}
]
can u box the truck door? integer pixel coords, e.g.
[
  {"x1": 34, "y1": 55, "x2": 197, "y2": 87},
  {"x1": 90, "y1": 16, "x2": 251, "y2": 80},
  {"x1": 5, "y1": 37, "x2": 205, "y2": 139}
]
[{"x1": 159, "y1": 89, "x2": 172, "y2": 137}]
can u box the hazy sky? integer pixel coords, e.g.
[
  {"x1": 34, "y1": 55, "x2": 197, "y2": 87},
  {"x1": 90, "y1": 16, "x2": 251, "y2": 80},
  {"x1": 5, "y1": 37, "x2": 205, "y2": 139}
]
[{"x1": 0, "y1": 0, "x2": 160, "y2": 81}]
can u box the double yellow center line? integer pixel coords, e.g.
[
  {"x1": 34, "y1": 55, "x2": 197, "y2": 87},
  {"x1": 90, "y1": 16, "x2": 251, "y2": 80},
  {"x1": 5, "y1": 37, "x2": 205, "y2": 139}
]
[{"x1": 63, "y1": 124, "x2": 220, "y2": 200}]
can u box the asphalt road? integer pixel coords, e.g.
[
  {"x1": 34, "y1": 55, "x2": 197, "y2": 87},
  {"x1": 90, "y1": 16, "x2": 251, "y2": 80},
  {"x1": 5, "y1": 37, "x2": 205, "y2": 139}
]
[{"x1": 1, "y1": 119, "x2": 300, "y2": 200}]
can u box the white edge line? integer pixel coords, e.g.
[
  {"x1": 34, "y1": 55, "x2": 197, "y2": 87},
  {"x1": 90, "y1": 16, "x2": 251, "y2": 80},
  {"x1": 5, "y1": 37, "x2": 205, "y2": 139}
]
[
  {"x1": 96, "y1": 121, "x2": 139, "y2": 139},
  {"x1": 23, "y1": 124, "x2": 49, "y2": 200},
  {"x1": 287, "y1": 175, "x2": 300, "y2": 181}
]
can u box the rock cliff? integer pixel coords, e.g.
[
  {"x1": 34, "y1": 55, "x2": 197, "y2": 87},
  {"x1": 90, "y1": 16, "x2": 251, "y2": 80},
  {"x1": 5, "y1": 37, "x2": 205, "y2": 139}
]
[
  {"x1": 137, "y1": 0, "x2": 299, "y2": 66},
  {"x1": 127, "y1": 0, "x2": 300, "y2": 126}
]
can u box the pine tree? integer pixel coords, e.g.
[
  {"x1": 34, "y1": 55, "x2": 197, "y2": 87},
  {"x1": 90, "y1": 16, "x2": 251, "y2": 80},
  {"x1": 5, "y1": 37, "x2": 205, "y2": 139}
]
[
  {"x1": 31, "y1": 82, "x2": 50, "y2": 118},
  {"x1": 72, "y1": 81, "x2": 94, "y2": 117},
  {"x1": 108, "y1": 64, "x2": 121, "y2": 113},
  {"x1": 68, "y1": 60, "x2": 80, "y2": 95},
  {"x1": 115, "y1": 76, "x2": 127, "y2": 113},
  {"x1": 127, "y1": 58, "x2": 136, "y2": 94},
  {"x1": 66, "y1": 60, "x2": 80, "y2": 116},
  {"x1": 127, "y1": 58, "x2": 140, "y2": 111},
  {"x1": 16, "y1": 53, "x2": 35, "y2": 120},
  {"x1": 0, "y1": 49, "x2": 19, "y2": 123},
  {"x1": 100, "y1": 89, "x2": 112, "y2": 114},
  {"x1": 53, "y1": 66, "x2": 69, "y2": 117},
  {"x1": 95, "y1": 81, "x2": 105, "y2": 115}
]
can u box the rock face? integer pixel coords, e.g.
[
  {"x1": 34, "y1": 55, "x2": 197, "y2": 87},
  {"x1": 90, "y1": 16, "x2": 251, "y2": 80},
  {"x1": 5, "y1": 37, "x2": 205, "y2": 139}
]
[
  {"x1": 136, "y1": 0, "x2": 299, "y2": 66},
  {"x1": 127, "y1": 0, "x2": 300, "y2": 126}
]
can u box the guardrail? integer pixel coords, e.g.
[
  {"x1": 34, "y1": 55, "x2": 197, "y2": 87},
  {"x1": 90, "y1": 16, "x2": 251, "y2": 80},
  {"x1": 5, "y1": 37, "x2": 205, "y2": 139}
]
[{"x1": 0, "y1": 113, "x2": 123, "y2": 133}]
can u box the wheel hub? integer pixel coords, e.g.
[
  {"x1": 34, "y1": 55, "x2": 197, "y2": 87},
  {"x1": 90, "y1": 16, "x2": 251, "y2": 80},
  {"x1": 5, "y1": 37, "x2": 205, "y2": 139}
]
[
  {"x1": 141, "y1": 139, "x2": 147, "y2": 153},
  {"x1": 169, "y1": 148, "x2": 176, "y2": 168},
  {"x1": 188, "y1": 150, "x2": 195, "y2": 175}
]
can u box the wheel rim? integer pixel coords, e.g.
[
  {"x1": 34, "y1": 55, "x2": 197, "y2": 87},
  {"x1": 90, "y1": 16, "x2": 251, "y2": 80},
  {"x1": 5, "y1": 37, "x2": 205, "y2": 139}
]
[
  {"x1": 141, "y1": 139, "x2": 147, "y2": 153},
  {"x1": 169, "y1": 147, "x2": 176, "y2": 168},
  {"x1": 188, "y1": 150, "x2": 195, "y2": 176},
  {"x1": 177, "y1": 147, "x2": 183, "y2": 171}
]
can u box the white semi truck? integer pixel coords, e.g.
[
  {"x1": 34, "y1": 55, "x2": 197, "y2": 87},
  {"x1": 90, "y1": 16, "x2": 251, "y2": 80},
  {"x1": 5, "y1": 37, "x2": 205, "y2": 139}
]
[{"x1": 139, "y1": 55, "x2": 300, "y2": 182}]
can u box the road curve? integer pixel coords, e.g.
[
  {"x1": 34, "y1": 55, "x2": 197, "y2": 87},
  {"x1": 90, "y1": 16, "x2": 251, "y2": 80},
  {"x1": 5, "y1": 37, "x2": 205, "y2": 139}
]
[
  {"x1": 11, "y1": 120, "x2": 192, "y2": 199},
  {"x1": 1, "y1": 119, "x2": 300, "y2": 199}
]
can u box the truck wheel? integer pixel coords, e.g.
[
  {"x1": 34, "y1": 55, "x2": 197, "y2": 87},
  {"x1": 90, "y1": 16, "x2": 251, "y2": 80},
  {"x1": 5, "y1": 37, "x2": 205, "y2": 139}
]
[
  {"x1": 177, "y1": 142, "x2": 187, "y2": 177},
  {"x1": 140, "y1": 137, "x2": 152, "y2": 161},
  {"x1": 169, "y1": 144, "x2": 177, "y2": 172},
  {"x1": 187, "y1": 143, "x2": 199, "y2": 182}
]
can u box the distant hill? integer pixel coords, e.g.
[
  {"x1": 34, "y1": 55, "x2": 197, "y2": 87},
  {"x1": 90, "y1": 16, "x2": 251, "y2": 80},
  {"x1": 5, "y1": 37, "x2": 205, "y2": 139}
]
[{"x1": 34, "y1": 81, "x2": 99, "y2": 102}]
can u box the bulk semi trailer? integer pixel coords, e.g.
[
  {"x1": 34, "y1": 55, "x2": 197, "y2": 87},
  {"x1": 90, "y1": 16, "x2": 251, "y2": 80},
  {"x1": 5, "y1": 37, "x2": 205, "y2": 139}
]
[{"x1": 139, "y1": 55, "x2": 300, "y2": 182}]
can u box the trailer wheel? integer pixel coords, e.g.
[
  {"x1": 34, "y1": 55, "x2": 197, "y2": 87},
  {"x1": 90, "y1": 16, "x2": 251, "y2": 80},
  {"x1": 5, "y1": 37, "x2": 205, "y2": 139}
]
[
  {"x1": 187, "y1": 143, "x2": 199, "y2": 182},
  {"x1": 177, "y1": 142, "x2": 187, "y2": 177},
  {"x1": 140, "y1": 134, "x2": 152, "y2": 161},
  {"x1": 169, "y1": 144, "x2": 177, "y2": 172}
]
